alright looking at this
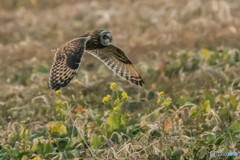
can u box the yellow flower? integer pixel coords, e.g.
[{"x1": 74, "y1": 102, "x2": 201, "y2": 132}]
[
  {"x1": 121, "y1": 92, "x2": 128, "y2": 99},
  {"x1": 55, "y1": 90, "x2": 62, "y2": 94},
  {"x1": 158, "y1": 91, "x2": 164, "y2": 97},
  {"x1": 201, "y1": 48, "x2": 210, "y2": 60},
  {"x1": 21, "y1": 120, "x2": 26, "y2": 123},
  {"x1": 59, "y1": 124, "x2": 67, "y2": 135},
  {"x1": 56, "y1": 106, "x2": 62, "y2": 112},
  {"x1": 114, "y1": 98, "x2": 121, "y2": 104},
  {"x1": 114, "y1": 106, "x2": 119, "y2": 111},
  {"x1": 162, "y1": 97, "x2": 172, "y2": 106},
  {"x1": 110, "y1": 82, "x2": 116, "y2": 90},
  {"x1": 56, "y1": 99, "x2": 62, "y2": 105},
  {"x1": 46, "y1": 122, "x2": 67, "y2": 136},
  {"x1": 162, "y1": 101, "x2": 167, "y2": 105},
  {"x1": 32, "y1": 157, "x2": 42, "y2": 160},
  {"x1": 157, "y1": 99, "x2": 161, "y2": 104},
  {"x1": 102, "y1": 95, "x2": 111, "y2": 103}
]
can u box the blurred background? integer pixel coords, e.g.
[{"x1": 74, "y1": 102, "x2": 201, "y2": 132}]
[
  {"x1": 1, "y1": 0, "x2": 240, "y2": 105},
  {"x1": 1, "y1": 0, "x2": 240, "y2": 159},
  {"x1": 1, "y1": 0, "x2": 240, "y2": 70}
]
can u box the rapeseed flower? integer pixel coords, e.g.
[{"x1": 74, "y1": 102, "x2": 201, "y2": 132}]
[
  {"x1": 56, "y1": 99, "x2": 62, "y2": 105},
  {"x1": 102, "y1": 95, "x2": 111, "y2": 103},
  {"x1": 121, "y1": 92, "x2": 128, "y2": 99},
  {"x1": 56, "y1": 90, "x2": 62, "y2": 94},
  {"x1": 158, "y1": 91, "x2": 164, "y2": 97},
  {"x1": 162, "y1": 97, "x2": 172, "y2": 106},
  {"x1": 56, "y1": 106, "x2": 62, "y2": 112},
  {"x1": 110, "y1": 82, "x2": 116, "y2": 90},
  {"x1": 32, "y1": 156, "x2": 42, "y2": 160},
  {"x1": 21, "y1": 120, "x2": 26, "y2": 123},
  {"x1": 114, "y1": 106, "x2": 119, "y2": 111}
]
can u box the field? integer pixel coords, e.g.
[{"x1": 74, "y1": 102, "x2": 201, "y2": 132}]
[{"x1": 0, "y1": 0, "x2": 240, "y2": 159}]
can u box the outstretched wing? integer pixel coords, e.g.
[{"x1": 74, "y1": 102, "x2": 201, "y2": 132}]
[
  {"x1": 86, "y1": 44, "x2": 144, "y2": 86},
  {"x1": 49, "y1": 36, "x2": 90, "y2": 90}
]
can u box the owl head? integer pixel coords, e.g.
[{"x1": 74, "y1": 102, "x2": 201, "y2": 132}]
[
  {"x1": 99, "y1": 30, "x2": 112, "y2": 46},
  {"x1": 87, "y1": 30, "x2": 113, "y2": 50}
]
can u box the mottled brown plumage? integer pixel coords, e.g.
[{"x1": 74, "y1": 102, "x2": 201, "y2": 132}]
[
  {"x1": 49, "y1": 29, "x2": 144, "y2": 90},
  {"x1": 86, "y1": 45, "x2": 144, "y2": 86}
]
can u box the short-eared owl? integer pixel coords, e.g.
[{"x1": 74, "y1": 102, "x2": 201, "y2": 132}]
[{"x1": 49, "y1": 29, "x2": 144, "y2": 90}]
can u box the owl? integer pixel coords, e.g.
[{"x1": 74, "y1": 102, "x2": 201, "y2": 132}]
[{"x1": 49, "y1": 29, "x2": 144, "y2": 90}]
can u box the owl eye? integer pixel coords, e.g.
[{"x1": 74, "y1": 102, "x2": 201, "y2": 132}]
[{"x1": 103, "y1": 36, "x2": 108, "y2": 39}]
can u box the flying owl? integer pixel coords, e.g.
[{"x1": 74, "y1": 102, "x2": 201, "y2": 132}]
[{"x1": 49, "y1": 29, "x2": 144, "y2": 90}]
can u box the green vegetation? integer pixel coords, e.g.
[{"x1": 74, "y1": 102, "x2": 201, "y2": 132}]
[
  {"x1": 1, "y1": 0, "x2": 240, "y2": 159},
  {"x1": 1, "y1": 48, "x2": 240, "y2": 159}
]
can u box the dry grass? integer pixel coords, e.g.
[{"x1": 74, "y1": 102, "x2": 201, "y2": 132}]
[
  {"x1": 0, "y1": 0, "x2": 240, "y2": 159},
  {"x1": 1, "y1": 0, "x2": 240, "y2": 69}
]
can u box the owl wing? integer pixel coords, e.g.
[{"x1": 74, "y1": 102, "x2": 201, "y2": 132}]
[
  {"x1": 86, "y1": 44, "x2": 144, "y2": 86},
  {"x1": 49, "y1": 36, "x2": 90, "y2": 90}
]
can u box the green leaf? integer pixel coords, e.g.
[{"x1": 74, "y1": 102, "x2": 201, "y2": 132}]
[
  {"x1": 206, "y1": 133, "x2": 216, "y2": 144},
  {"x1": 57, "y1": 137, "x2": 69, "y2": 151},
  {"x1": 200, "y1": 100, "x2": 211, "y2": 113},
  {"x1": 197, "y1": 147, "x2": 207, "y2": 159},
  {"x1": 230, "y1": 120, "x2": 240, "y2": 132},
  {"x1": 172, "y1": 149, "x2": 183, "y2": 159},
  {"x1": 215, "y1": 137, "x2": 224, "y2": 146},
  {"x1": 189, "y1": 106, "x2": 197, "y2": 117},
  {"x1": 90, "y1": 134, "x2": 104, "y2": 149},
  {"x1": 107, "y1": 112, "x2": 127, "y2": 132},
  {"x1": 111, "y1": 132, "x2": 121, "y2": 143},
  {"x1": 230, "y1": 94, "x2": 237, "y2": 109},
  {"x1": 36, "y1": 142, "x2": 44, "y2": 154},
  {"x1": 65, "y1": 138, "x2": 81, "y2": 150},
  {"x1": 107, "y1": 113, "x2": 121, "y2": 130},
  {"x1": 44, "y1": 142, "x2": 53, "y2": 154},
  {"x1": 20, "y1": 128, "x2": 29, "y2": 140},
  {"x1": 17, "y1": 151, "x2": 29, "y2": 159}
]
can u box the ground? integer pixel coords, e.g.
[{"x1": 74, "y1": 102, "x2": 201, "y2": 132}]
[{"x1": 0, "y1": 0, "x2": 240, "y2": 159}]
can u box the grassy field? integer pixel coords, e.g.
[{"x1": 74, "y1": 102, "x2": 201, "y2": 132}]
[{"x1": 0, "y1": 0, "x2": 240, "y2": 159}]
